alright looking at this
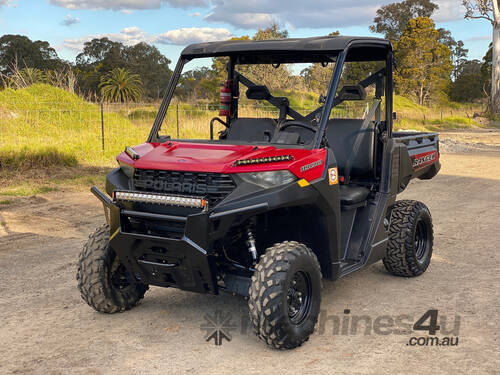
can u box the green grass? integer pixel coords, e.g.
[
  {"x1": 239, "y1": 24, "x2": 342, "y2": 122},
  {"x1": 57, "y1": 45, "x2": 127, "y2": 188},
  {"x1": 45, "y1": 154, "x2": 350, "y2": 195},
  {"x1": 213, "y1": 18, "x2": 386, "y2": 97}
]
[
  {"x1": 392, "y1": 95, "x2": 483, "y2": 131},
  {"x1": 0, "y1": 199, "x2": 13, "y2": 205},
  {"x1": 0, "y1": 84, "x2": 485, "y2": 176},
  {"x1": 0, "y1": 84, "x2": 151, "y2": 166}
]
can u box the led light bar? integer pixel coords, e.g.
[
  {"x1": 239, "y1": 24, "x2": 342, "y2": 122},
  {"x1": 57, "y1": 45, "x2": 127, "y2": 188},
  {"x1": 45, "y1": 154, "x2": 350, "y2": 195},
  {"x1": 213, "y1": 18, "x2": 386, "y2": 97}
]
[
  {"x1": 114, "y1": 191, "x2": 207, "y2": 209},
  {"x1": 233, "y1": 155, "x2": 294, "y2": 167}
]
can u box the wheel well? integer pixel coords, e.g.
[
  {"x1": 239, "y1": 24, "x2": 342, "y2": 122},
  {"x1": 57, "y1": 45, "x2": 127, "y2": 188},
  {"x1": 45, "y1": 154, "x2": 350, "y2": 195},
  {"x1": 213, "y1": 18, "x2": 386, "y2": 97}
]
[{"x1": 255, "y1": 205, "x2": 332, "y2": 278}]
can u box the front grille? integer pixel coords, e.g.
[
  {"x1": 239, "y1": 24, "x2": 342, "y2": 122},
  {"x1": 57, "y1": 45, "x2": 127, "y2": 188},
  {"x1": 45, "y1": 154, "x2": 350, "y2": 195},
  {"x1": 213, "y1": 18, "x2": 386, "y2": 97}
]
[{"x1": 133, "y1": 169, "x2": 236, "y2": 206}]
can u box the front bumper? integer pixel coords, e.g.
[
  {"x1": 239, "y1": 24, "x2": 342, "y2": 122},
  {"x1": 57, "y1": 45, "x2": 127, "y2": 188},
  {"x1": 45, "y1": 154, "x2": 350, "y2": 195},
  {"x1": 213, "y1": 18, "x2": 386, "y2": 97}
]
[
  {"x1": 93, "y1": 186, "x2": 218, "y2": 293},
  {"x1": 109, "y1": 229, "x2": 217, "y2": 294}
]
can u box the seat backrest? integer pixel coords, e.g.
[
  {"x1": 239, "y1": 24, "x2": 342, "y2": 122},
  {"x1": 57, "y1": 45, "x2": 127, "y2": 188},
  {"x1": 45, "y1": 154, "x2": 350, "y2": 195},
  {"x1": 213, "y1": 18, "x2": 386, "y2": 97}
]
[
  {"x1": 225, "y1": 118, "x2": 277, "y2": 142},
  {"x1": 325, "y1": 118, "x2": 375, "y2": 179}
]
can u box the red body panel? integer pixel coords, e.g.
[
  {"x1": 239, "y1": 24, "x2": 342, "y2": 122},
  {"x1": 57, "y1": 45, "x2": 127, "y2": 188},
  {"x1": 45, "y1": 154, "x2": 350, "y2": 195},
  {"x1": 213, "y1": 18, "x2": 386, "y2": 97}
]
[{"x1": 117, "y1": 142, "x2": 327, "y2": 182}]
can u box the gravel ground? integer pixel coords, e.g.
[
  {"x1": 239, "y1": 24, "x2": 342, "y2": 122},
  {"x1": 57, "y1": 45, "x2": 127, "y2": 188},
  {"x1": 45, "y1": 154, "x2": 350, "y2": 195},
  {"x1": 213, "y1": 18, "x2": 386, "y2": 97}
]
[{"x1": 0, "y1": 131, "x2": 499, "y2": 374}]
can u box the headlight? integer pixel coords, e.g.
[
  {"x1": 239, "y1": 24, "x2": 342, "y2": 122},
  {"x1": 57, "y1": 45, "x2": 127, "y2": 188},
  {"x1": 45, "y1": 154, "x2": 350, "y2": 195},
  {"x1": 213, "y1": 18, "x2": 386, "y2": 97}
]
[
  {"x1": 239, "y1": 170, "x2": 297, "y2": 188},
  {"x1": 118, "y1": 161, "x2": 135, "y2": 178}
]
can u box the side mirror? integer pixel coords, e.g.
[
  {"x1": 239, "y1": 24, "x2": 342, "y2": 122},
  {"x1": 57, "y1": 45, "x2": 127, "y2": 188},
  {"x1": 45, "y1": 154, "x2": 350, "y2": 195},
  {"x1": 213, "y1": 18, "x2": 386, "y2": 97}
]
[{"x1": 339, "y1": 84, "x2": 366, "y2": 101}]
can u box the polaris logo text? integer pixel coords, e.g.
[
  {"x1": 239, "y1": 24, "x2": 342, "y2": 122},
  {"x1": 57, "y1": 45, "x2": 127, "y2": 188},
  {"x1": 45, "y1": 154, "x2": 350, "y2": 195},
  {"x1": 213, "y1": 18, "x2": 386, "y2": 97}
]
[
  {"x1": 412, "y1": 152, "x2": 437, "y2": 169},
  {"x1": 300, "y1": 159, "x2": 323, "y2": 172},
  {"x1": 135, "y1": 179, "x2": 217, "y2": 195}
]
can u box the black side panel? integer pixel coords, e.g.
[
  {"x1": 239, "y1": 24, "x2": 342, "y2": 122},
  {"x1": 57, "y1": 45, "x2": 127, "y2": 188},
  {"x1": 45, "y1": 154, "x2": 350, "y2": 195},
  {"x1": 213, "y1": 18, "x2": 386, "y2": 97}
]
[{"x1": 311, "y1": 149, "x2": 341, "y2": 279}]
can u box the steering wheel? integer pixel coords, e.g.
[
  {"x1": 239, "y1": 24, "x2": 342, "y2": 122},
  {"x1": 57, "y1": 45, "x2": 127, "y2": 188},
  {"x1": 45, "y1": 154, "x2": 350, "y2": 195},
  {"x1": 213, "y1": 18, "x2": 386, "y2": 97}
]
[{"x1": 279, "y1": 120, "x2": 317, "y2": 133}]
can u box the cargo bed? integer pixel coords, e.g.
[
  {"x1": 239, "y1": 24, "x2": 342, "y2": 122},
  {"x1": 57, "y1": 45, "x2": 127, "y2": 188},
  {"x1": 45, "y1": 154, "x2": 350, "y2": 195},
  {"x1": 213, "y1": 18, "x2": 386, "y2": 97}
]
[{"x1": 393, "y1": 131, "x2": 441, "y2": 189}]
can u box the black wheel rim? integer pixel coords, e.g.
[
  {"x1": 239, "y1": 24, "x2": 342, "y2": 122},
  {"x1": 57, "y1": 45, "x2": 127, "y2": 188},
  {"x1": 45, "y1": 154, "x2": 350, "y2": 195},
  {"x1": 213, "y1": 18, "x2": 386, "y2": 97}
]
[
  {"x1": 287, "y1": 271, "x2": 312, "y2": 325},
  {"x1": 414, "y1": 219, "x2": 429, "y2": 262},
  {"x1": 110, "y1": 255, "x2": 132, "y2": 290}
]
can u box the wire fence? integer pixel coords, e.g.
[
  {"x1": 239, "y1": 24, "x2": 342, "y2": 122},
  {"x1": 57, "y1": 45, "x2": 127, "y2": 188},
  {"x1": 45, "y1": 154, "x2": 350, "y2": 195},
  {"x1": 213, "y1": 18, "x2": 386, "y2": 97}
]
[{"x1": 0, "y1": 99, "x2": 482, "y2": 166}]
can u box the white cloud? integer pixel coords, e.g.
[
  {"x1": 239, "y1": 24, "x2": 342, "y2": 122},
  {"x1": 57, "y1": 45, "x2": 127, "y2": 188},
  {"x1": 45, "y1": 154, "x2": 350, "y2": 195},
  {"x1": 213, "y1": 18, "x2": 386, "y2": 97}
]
[
  {"x1": 203, "y1": 0, "x2": 381, "y2": 29},
  {"x1": 157, "y1": 27, "x2": 232, "y2": 45},
  {"x1": 63, "y1": 26, "x2": 232, "y2": 51},
  {"x1": 465, "y1": 35, "x2": 491, "y2": 42},
  {"x1": 205, "y1": 11, "x2": 275, "y2": 29},
  {"x1": 63, "y1": 26, "x2": 156, "y2": 50},
  {"x1": 0, "y1": 0, "x2": 16, "y2": 6},
  {"x1": 62, "y1": 14, "x2": 80, "y2": 26},
  {"x1": 434, "y1": 0, "x2": 466, "y2": 22},
  {"x1": 49, "y1": 0, "x2": 208, "y2": 11},
  {"x1": 188, "y1": 12, "x2": 201, "y2": 17},
  {"x1": 203, "y1": 0, "x2": 466, "y2": 30}
]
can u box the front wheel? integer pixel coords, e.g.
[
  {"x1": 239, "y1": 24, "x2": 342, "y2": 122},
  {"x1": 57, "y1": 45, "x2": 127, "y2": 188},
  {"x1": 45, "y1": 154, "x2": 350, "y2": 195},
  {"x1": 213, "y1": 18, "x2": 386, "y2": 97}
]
[
  {"x1": 76, "y1": 224, "x2": 148, "y2": 313},
  {"x1": 383, "y1": 200, "x2": 434, "y2": 277},
  {"x1": 248, "y1": 241, "x2": 322, "y2": 349}
]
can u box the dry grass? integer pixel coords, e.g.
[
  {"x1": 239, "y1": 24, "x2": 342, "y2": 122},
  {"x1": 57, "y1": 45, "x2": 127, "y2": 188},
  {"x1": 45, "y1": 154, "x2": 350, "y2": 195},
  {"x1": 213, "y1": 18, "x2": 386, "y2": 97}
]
[{"x1": 0, "y1": 165, "x2": 109, "y2": 197}]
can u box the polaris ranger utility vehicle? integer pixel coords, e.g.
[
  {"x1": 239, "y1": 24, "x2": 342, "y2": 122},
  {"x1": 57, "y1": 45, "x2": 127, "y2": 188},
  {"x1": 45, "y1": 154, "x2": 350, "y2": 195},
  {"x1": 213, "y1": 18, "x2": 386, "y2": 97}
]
[{"x1": 77, "y1": 36, "x2": 440, "y2": 349}]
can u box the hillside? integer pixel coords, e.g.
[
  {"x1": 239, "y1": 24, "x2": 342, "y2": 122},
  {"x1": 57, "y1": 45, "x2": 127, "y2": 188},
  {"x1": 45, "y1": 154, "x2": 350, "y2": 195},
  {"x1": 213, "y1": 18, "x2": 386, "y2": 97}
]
[{"x1": 0, "y1": 84, "x2": 148, "y2": 168}]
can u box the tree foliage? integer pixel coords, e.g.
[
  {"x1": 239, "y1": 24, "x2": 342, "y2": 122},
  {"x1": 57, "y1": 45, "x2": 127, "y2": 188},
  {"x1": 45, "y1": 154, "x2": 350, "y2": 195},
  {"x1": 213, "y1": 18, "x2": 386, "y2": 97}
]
[
  {"x1": 462, "y1": 0, "x2": 500, "y2": 114},
  {"x1": 209, "y1": 24, "x2": 293, "y2": 94},
  {"x1": 370, "y1": 0, "x2": 438, "y2": 41},
  {"x1": 99, "y1": 68, "x2": 143, "y2": 102},
  {"x1": 449, "y1": 60, "x2": 485, "y2": 101},
  {"x1": 371, "y1": 0, "x2": 467, "y2": 82},
  {"x1": 0, "y1": 34, "x2": 64, "y2": 75},
  {"x1": 122, "y1": 42, "x2": 172, "y2": 100},
  {"x1": 394, "y1": 17, "x2": 453, "y2": 105},
  {"x1": 301, "y1": 32, "x2": 339, "y2": 92},
  {"x1": 437, "y1": 29, "x2": 469, "y2": 80},
  {"x1": 76, "y1": 38, "x2": 171, "y2": 99}
]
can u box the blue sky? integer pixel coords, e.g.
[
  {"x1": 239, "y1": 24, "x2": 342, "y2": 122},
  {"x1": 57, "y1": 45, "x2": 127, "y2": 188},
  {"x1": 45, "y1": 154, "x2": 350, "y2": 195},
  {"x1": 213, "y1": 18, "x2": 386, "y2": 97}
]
[{"x1": 0, "y1": 0, "x2": 493, "y2": 67}]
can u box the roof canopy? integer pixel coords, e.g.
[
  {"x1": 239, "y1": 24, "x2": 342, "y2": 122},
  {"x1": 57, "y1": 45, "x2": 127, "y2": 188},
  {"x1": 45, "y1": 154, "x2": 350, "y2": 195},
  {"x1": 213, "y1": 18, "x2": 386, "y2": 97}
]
[{"x1": 181, "y1": 36, "x2": 392, "y2": 63}]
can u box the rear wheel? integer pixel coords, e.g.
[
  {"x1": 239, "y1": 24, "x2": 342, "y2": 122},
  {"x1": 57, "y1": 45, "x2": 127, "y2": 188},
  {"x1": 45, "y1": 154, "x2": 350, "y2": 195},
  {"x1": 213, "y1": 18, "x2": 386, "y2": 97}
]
[
  {"x1": 77, "y1": 224, "x2": 148, "y2": 313},
  {"x1": 248, "y1": 241, "x2": 322, "y2": 349},
  {"x1": 383, "y1": 200, "x2": 434, "y2": 277}
]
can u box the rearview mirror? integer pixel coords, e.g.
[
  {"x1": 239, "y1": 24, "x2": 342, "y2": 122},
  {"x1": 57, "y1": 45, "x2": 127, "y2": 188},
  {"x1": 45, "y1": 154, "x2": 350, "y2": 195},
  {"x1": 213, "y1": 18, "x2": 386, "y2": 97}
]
[
  {"x1": 246, "y1": 86, "x2": 271, "y2": 100},
  {"x1": 339, "y1": 85, "x2": 366, "y2": 101}
]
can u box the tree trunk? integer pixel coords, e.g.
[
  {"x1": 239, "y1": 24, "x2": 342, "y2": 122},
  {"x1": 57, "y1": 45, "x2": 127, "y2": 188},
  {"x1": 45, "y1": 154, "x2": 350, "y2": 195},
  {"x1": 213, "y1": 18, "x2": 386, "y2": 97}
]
[
  {"x1": 492, "y1": 22, "x2": 500, "y2": 114},
  {"x1": 492, "y1": 0, "x2": 500, "y2": 114}
]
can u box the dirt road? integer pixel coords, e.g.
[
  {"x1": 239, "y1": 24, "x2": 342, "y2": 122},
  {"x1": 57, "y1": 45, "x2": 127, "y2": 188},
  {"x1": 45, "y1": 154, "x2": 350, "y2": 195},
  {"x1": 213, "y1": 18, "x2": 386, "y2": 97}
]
[{"x1": 1, "y1": 133, "x2": 499, "y2": 374}]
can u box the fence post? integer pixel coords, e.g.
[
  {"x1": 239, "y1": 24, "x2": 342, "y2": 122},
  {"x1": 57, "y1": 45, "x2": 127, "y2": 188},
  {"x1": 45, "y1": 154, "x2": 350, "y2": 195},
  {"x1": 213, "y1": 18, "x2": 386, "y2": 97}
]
[
  {"x1": 100, "y1": 102, "x2": 105, "y2": 154},
  {"x1": 176, "y1": 103, "x2": 180, "y2": 138}
]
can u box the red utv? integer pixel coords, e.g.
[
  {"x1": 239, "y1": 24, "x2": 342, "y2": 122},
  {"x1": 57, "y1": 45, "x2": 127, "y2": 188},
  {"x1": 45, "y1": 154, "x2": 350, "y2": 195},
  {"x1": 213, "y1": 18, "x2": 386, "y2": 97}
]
[{"x1": 77, "y1": 36, "x2": 440, "y2": 349}]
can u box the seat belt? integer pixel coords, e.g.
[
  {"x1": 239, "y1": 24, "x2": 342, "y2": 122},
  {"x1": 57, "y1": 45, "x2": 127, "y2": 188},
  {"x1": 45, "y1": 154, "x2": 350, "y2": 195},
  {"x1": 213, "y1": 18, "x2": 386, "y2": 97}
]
[{"x1": 343, "y1": 99, "x2": 381, "y2": 185}]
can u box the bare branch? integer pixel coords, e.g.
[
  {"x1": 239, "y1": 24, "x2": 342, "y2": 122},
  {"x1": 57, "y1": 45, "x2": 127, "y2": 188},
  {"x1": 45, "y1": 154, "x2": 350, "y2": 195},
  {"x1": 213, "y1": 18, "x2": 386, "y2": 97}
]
[{"x1": 462, "y1": 0, "x2": 495, "y2": 24}]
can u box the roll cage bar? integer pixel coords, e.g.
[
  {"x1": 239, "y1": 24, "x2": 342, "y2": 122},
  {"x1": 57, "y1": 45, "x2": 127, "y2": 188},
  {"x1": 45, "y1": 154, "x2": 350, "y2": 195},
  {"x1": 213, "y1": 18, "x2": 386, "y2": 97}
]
[{"x1": 148, "y1": 43, "x2": 394, "y2": 147}]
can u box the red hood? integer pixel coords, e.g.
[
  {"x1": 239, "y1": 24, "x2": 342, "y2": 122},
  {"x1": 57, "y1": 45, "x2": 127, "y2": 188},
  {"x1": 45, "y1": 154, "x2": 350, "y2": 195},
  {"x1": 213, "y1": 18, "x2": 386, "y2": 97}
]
[{"x1": 117, "y1": 142, "x2": 326, "y2": 181}]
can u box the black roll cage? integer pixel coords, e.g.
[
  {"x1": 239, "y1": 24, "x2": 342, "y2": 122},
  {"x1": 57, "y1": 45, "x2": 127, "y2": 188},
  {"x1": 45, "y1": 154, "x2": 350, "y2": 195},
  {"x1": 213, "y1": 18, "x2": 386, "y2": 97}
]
[{"x1": 148, "y1": 42, "x2": 394, "y2": 148}]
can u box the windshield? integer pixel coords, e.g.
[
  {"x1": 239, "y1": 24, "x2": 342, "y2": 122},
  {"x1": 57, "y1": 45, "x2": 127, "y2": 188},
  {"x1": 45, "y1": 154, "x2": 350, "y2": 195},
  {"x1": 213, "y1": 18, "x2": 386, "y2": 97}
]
[
  {"x1": 153, "y1": 52, "x2": 387, "y2": 147},
  {"x1": 156, "y1": 55, "x2": 337, "y2": 145}
]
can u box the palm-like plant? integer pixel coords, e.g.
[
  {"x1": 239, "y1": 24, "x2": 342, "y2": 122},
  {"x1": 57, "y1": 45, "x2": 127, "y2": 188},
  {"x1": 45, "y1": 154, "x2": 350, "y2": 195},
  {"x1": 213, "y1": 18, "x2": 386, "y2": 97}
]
[{"x1": 99, "y1": 68, "x2": 143, "y2": 102}]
